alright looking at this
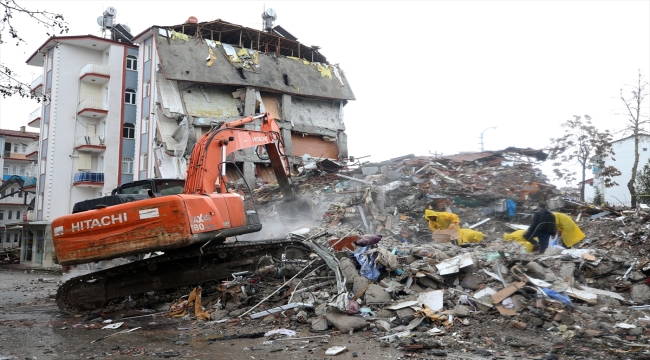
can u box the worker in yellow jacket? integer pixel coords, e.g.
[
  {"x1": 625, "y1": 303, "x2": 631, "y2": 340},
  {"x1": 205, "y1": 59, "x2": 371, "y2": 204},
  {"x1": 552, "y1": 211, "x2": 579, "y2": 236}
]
[
  {"x1": 553, "y1": 212, "x2": 585, "y2": 248},
  {"x1": 458, "y1": 228, "x2": 484, "y2": 245},
  {"x1": 504, "y1": 230, "x2": 535, "y2": 253},
  {"x1": 424, "y1": 209, "x2": 460, "y2": 231}
]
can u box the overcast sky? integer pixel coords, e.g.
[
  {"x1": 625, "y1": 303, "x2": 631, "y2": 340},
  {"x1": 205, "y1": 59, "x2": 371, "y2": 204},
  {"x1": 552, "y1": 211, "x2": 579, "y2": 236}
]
[{"x1": 1, "y1": 1, "x2": 649, "y2": 182}]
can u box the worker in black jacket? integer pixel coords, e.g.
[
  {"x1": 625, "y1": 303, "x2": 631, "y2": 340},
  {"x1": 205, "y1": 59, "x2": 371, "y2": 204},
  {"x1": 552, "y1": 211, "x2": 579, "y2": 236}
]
[{"x1": 524, "y1": 203, "x2": 556, "y2": 253}]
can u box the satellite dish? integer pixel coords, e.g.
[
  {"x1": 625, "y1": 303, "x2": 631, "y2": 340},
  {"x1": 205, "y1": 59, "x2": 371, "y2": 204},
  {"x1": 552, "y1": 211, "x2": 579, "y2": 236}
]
[
  {"x1": 104, "y1": 6, "x2": 117, "y2": 16},
  {"x1": 263, "y1": 8, "x2": 277, "y2": 20},
  {"x1": 97, "y1": 16, "x2": 105, "y2": 27}
]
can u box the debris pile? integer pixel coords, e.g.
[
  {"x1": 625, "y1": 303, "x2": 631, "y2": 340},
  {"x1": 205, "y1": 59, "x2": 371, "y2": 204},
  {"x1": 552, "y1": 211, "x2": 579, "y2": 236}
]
[
  {"x1": 68, "y1": 150, "x2": 650, "y2": 358},
  {"x1": 0, "y1": 246, "x2": 21, "y2": 264}
]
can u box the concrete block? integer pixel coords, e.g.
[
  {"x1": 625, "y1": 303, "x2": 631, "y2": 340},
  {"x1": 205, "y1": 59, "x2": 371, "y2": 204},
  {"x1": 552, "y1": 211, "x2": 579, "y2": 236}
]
[
  {"x1": 631, "y1": 284, "x2": 650, "y2": 303},
  {"x1": 365, "y1": 284, "x2": 391, "y2": 304}
]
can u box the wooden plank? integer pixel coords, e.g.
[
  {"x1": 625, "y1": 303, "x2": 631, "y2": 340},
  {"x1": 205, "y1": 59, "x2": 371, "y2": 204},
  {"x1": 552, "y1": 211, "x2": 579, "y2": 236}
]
[
  {"x1": 291, "y1": 134, "x2": 339, "y2": 159},
  {"x1": 260, "y1": 92, "x2": 281, "y2": 119},
  {"x1": 491, "y1": 282, "x2": 526, "y2": 304}
]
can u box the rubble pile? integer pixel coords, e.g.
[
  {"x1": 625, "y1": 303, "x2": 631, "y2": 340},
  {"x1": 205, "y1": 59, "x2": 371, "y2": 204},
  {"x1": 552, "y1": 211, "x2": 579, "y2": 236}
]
[
  {"x1": 0, "y1": 246, "x2": 21, "y2": 264},
  {"x1": 71, "y1": 150, "x2": 650, "y2": 358}
]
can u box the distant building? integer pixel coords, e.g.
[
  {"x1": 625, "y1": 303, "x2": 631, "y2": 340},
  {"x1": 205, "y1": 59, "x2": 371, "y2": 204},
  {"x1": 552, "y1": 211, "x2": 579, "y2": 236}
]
[
  {"x1": 23, "y1": 34, "x2": 138, "y2": 266},
  {"x1": 131, "y1": 18, "x2": 355, "y2": 185},
  {"x1": 0, "y1": 128, "x2": 38, "y2": 251},
  {"x1": 585, "y1": 134, "x2": 650, "y2": 206}
]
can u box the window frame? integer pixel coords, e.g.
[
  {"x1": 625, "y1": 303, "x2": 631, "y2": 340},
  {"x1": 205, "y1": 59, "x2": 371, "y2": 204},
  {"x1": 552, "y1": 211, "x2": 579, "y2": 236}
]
[
  {"x1": 122, "y1": 157, "x2": 134, "y2": 175},
  {"x1": 126, "y1": 54, "x2": 138, "y2": 71},
  {"x1": 142, "y1": 116, "x2": 149, "y2": 134},
  {"x1": 140, "y1": 153, "x2": 148, "y2": 172},
  {"x1": 123, "y1": 123, "x2": 135, "y2": 139},
  {"x1": 124, "y1": 88, "x2": 136, "y2": 105}
]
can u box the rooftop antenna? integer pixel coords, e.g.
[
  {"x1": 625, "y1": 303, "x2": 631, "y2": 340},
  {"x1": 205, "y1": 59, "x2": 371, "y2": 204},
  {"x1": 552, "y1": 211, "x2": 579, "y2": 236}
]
[
  {"x1": 261, "y1": 8, "x2": 277, "y2": 33},
  {"x1": 97, "y1": 6, "x2": 117, "y2": 39}
]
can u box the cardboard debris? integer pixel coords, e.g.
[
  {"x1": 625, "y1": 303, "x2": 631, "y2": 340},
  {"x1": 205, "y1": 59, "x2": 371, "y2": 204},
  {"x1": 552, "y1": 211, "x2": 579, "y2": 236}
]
[
  {"x1": 491, "y1": 282, "x2": 526, "y2": 304},
  {"x1": 495, "y1": 305, "x2": 518, "y2": 316}
]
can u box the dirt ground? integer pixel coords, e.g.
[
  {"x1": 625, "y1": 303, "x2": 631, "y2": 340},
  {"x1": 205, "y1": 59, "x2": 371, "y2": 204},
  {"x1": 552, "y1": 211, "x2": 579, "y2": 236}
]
[{"x1": 0, "y1": 265, "x2": 614, "y2": 360}]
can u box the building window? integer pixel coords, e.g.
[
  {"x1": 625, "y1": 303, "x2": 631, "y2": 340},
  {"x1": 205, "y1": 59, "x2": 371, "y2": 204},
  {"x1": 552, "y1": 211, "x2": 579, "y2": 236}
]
[
  {"x1": 0, "y1": 210, "x2": 4, "y2": 220},
  {"x1": 19, "y1": 166, "x2": 25, "y2": 176},
  {"x1": 125, "y1": 89, "x2": 136, "y2": 105},
  {"x1": 18, "y1": 190, "x2": 23, "y2": 198},
  {"x1": 13, "y1": 144, "x2": 18, "y2": 153},
  {"x1": 123, "y1": 123, "x2": 135, "y2": 139},
  {"x1": 122, "y1": 157, "x2": 134, "y2": 174},
  {"x1": 144, "y1": 80, "x2": 150, "y2": 98},
  {"x1": 2, "y1": 167, "x2": 7, "y2": 176},
  {"x1": 16, "y1": 211, "x2": 20, "y2": 221},
  {"x1": 140, "y1": 153, "x2": 148, "y2": 171},
  {"x1": 12, "y1": 166, "x2": 17, "y2": 175},
  {"x1": 145, "y1": 44, "x2": 151, "y2": 62},
  {"x1": 8, "y1": 211, "x2": 12, "y2": 220},
  {"x1": 0, "y1": 234, "x2": 4, "y2": 243},
  {"x1": 14, "y1": 233, "x2": 18, "y2": 242},
  {"x1": 142, "y1": 116, "x2": 149, "y2": 134},
  {"x1": 21, "y1": 144, "x2": 27, "y2": 153},
  {"x1": 126, "y1": 54, "x2": 137, "y2": 71}
]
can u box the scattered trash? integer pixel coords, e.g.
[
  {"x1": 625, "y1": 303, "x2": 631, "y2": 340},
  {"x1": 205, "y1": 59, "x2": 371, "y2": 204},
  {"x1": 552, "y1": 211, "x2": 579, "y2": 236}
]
[{"x1": 325, "y1": 346, "x2": 347, "y2": 355}]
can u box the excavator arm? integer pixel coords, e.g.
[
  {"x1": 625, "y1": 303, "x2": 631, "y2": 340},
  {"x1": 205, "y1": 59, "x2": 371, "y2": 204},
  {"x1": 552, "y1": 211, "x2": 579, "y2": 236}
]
[{"x1": 183, "y1": 113, "x2": 294, "y2": 199}]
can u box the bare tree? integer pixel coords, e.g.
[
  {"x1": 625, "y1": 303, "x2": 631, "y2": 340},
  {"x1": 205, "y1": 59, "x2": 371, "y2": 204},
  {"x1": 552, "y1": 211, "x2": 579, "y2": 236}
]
[
  {"x1": 618, "y1": 70, "x2": 649, "y2": 208},
  {"x1": 0, "y1": 0, "x2": 68, "y2": 99},
  {"x1": 549, "y1": 115, "x2": 621, "y2": 202}
]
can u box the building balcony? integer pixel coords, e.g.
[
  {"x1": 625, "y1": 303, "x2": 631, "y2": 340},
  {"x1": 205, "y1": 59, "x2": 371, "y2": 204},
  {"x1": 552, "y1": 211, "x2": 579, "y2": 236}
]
[
  {"x1": 2, "y1": 151, "x2": 33, "y2": 162},
  {"x1": 25, "y1": 142, "x2": 39, "y2": 160},
  {"x1": 75, "y1": 135, "x2": 106, "y2": 152},
  {"x1": 73, "y1": 172, "x2": 104, "y2": 187},
  {"x1": 79, "y1": 63, "x2": 110, "y2": 84},
  {"x1": 77, "y1": 98, "x2": 108, "y2": 118},
  {"x1": 29, "y1": 75, "x2": 43, "y2": 97},
  {"x1": 28, "y1": 108, "x2": 41, "y2": 128}
]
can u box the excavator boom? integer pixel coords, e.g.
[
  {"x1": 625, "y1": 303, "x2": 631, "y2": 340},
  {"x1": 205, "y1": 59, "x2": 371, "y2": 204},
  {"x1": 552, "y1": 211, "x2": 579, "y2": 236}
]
[{"x1": 184, "y1": 113, "x2": 294, "y2": 198}]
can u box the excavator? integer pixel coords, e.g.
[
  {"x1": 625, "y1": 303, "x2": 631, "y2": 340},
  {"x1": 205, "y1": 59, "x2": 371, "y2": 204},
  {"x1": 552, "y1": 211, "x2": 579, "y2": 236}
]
[{"x1": 52, "y1": 113, "x2": 313, "y2": 314}]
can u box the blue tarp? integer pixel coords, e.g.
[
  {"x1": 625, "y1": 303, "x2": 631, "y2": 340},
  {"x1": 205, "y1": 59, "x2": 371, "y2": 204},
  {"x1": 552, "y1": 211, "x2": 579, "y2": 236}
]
[{"x1": 2, "y1": 175, "x2": 36, "y2": 187}]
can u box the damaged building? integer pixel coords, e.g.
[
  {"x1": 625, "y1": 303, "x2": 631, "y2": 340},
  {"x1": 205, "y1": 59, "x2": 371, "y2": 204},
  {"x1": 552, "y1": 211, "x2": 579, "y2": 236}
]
[{"x1": 131, "y1": 17, "x2": 355, "y2": 186}]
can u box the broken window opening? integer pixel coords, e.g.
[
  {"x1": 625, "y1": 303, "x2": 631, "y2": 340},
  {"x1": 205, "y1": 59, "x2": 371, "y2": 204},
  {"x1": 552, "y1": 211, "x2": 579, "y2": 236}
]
[{"x1": 283, "y1": 74, "x2": 289, "y2": 86}]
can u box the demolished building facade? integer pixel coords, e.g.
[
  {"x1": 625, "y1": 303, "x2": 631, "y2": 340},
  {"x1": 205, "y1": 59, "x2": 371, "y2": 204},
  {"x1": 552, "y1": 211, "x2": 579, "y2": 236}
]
[{"x1": 131, "y1": 19, "x2": 355, "y2": 186}]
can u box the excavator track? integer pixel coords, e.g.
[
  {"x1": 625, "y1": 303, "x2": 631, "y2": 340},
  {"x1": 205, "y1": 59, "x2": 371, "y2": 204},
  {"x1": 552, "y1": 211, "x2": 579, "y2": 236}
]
[{"x1": 55, "y1": 239, "x2": 313, "y2": 315}]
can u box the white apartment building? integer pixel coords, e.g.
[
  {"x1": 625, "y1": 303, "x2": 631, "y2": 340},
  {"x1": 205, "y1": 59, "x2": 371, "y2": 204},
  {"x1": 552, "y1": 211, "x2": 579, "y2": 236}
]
[
  {"x1": 0, "y1": 128, "x2": 39, "y2": 251},
  {"x1": 23, "y1": 35, "x2": 138, "y2": 267},
  {"x1": 585, "y1": 134, "x2": 650, "y2": 206}
]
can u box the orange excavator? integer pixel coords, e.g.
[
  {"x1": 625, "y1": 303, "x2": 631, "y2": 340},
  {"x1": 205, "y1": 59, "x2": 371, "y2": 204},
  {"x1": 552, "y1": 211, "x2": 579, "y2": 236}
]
[{"x1": 52, "y1": 113, "x2": 312, "y2": 314}]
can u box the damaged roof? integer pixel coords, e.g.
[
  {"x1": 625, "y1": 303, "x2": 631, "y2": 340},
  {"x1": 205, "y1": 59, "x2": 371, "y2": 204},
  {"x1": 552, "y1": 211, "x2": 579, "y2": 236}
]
[
  {"x1": 441, "y1": 147, "x2": 548, "y2": 163},
  {"x1": 134, "y1": 18, "x2": 354, "y2": 100}
]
